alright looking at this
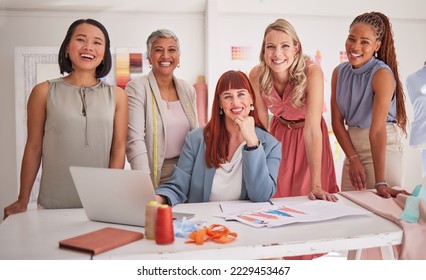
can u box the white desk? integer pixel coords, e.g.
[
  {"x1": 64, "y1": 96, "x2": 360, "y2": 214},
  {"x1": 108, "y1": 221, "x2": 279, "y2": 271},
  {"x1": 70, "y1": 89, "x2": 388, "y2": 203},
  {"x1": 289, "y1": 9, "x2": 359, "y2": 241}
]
[{"x1": 0, "y1": 195, "x2": 402, "y2": 260}]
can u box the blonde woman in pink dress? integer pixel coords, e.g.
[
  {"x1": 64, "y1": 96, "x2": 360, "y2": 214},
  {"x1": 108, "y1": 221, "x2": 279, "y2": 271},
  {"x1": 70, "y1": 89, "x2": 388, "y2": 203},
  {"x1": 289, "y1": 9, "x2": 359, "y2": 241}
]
[
  {"x1": 250, "y1": 18, "x2": 339, "y2": 261},
  {"x1": 249, "y1": 19, "x2": 339, "y2": 202}
]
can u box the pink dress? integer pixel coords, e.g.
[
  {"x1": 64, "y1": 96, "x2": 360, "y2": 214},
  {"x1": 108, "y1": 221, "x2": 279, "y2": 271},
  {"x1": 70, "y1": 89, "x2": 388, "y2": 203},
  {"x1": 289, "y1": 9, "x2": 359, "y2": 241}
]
[{"x1": 261, "y1": 81, "x2": 339, "y2": 198}]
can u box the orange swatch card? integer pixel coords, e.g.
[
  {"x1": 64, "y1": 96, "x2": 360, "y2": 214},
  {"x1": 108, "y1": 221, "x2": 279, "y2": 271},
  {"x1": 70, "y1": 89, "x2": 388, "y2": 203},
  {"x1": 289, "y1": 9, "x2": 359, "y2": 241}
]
[{"x1": 59, "y1": 227, "x2": 144, "y2": 255}]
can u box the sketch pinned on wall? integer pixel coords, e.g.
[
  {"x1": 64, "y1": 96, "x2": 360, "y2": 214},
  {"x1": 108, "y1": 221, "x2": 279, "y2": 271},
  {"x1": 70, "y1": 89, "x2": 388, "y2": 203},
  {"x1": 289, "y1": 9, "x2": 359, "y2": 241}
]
[
  {"x1": 116, "y1": 51, "x2": 129, "y2": 89},
  {"x1": 130, "y1": 53, "x2": 143, "y2": 78},
  {"x1": 115, "y1": 48, "x2": 143, "y2": 89},
  {"x1": 228, "y1": 45, "x2": 255, "y2": 77},
  {"x1": 231, "y1": 46, "x2": 250, "y2": 61}
]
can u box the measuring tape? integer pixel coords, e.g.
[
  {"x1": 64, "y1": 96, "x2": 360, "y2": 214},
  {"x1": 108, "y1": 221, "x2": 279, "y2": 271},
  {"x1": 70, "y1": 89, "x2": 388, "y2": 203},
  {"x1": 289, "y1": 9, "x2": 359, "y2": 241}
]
[{"x1": 149, "y1": 83, "x2": 159, "y2": 188}]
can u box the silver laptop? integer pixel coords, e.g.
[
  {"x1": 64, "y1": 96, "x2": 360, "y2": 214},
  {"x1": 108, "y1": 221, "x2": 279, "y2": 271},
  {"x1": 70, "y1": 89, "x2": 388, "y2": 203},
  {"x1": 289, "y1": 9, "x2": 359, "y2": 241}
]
[{"x1": 69, "y1": 166, "x2": 193, "y2": 227}]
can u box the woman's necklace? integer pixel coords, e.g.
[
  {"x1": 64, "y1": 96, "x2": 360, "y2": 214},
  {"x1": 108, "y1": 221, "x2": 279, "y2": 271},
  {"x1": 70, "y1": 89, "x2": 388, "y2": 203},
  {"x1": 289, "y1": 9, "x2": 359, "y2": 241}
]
[
  {"x1": 166, "y1": 89, "x2": 171, "y2": 110},
  {"x1": 163, "y1": 87, "x2": 176, "y2": 110},
  {"x1": 160, "y1": 81, "x2": 175, "y2": 110}
]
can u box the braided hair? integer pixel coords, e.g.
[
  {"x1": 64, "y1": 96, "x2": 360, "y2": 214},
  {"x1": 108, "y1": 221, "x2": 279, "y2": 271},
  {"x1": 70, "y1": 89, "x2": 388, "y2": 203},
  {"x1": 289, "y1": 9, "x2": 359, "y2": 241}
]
[{"x1": 350, "y1": 12, "x2": 407, "y2": 135}]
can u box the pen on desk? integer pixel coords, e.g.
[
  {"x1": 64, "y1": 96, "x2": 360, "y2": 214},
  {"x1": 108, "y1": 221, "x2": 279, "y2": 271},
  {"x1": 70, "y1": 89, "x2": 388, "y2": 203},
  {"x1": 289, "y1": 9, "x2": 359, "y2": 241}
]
[{"x1": 219, "y1": 204, "x2": 223, "y2": 213}]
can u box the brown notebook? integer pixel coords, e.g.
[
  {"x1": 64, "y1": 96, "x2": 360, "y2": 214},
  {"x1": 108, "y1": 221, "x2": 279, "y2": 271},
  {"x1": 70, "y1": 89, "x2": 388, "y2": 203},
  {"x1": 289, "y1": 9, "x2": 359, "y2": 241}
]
[{"x1": 59, "y1": 227, "x2": 144, "y2": 255}]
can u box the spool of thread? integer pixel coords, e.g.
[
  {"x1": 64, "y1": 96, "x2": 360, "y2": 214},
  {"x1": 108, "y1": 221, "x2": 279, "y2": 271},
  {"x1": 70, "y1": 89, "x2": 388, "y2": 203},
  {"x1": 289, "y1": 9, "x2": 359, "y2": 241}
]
[
  {"x1": 145, "y1": 201, "x2": 159, "y2": 240},
  {"x1": 155, "y1": 205, "x2": 175, "y2": 245}
]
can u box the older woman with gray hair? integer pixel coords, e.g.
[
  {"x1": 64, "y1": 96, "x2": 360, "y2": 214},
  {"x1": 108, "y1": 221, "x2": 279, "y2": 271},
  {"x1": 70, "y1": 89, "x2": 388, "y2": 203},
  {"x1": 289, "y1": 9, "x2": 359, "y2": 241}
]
[{"x1": 126, "y1": 29, "x2": 198, "y2": 187}]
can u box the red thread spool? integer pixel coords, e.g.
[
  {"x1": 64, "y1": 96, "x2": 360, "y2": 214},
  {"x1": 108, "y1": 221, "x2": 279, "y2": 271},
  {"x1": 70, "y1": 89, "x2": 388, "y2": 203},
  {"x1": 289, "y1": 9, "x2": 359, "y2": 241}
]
[{"x1": 155, "y1": 205, "x2": 175, "y2": 245}]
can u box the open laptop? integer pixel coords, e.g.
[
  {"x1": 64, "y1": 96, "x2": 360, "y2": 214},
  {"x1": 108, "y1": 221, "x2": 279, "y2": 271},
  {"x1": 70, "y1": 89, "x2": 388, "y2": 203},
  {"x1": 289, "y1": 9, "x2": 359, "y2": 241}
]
[{"x1": 69, "y1": 166, "x2": 194, "y2": 227}]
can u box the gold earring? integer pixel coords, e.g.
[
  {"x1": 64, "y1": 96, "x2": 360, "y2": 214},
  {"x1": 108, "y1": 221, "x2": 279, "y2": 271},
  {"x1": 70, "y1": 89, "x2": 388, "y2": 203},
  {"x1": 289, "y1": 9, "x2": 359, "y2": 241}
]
[
  {"x1": 250, "y1": 104, "x2": 254, "y2": 111},
  {"x1": 220, "y1": 107, "x2": 223, "y2": 115}
]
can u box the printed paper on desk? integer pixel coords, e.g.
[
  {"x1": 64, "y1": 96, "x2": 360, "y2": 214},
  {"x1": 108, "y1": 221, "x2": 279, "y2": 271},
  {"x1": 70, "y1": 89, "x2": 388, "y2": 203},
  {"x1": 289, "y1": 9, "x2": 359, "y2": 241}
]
[
  {"x1": 218, "y1": 201, "x2": 273, "y2": 218},
  {"x1": 226, "y1": 200, "x2": 370, "y2": 228}
]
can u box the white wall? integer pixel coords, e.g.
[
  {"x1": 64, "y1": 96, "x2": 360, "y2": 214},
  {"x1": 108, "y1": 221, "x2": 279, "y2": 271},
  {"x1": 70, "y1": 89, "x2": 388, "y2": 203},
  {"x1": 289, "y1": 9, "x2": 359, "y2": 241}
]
[{"x1": 1, "y1": 0, "x2": 426, "y2": 221}]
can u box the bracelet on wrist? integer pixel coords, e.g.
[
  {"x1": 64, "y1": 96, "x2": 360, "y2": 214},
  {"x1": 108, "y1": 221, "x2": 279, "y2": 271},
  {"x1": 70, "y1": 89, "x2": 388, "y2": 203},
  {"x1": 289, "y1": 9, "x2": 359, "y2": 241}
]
[
  {"x1": 348, "y1": 154, "x2": 358, "y2": 160},
  {"x1": 245, "y1": 142, "x2": 259, "y2": 151},
  {"x1": 374, "y1": 181, "x2": 388, "y2": 187}
]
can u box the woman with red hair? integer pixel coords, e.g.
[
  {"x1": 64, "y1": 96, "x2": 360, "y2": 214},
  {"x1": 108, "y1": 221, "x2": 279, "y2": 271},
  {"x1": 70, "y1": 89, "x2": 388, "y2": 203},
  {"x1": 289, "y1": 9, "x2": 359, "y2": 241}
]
[{"x1": 156, "y1": 70, "x2": 281, "y2": 206}]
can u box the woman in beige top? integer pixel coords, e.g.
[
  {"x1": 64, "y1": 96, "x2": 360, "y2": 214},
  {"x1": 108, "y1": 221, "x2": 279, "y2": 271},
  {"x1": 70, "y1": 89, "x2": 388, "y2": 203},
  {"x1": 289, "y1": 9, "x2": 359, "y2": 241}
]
[
  {"x1": 4, "y1": 19, "x2": 128, "y2": 219},
  {"x1": 126, "y1": 29, "x2": 197, "y2": 187}
]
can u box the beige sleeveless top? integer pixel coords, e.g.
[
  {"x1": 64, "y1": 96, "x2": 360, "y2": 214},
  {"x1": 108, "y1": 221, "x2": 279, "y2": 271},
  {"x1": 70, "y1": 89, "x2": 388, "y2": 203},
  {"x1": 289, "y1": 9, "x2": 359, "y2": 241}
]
[{"x1": 38, "y1": 78, "x2": 115, "y2": 208}]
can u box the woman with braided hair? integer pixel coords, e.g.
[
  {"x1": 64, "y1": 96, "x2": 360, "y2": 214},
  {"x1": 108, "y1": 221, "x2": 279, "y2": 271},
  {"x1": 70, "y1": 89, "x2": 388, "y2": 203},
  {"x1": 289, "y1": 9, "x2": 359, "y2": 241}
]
[{"x1": 331, "y1": 12, "x2": 409, "y2": 198}]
